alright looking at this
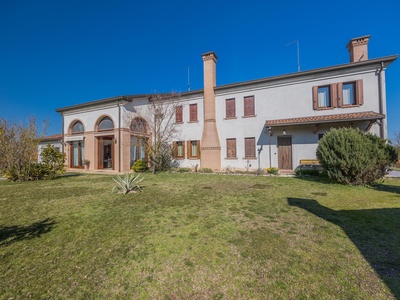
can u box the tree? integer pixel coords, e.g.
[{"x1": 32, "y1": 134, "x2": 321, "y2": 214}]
[
  {"x1": 0, "y1": 117, "x2": 47, "y2": 181},
  {"x1": 316, "y1": 128, "x2": 398, "y2": 185},
  {"x1": 130, "y1": 93, "x2": 181, "y2": 174}
]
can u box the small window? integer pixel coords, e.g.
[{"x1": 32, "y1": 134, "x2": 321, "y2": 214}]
[
  {"x1": 173, "y1": 141, "x2": 185, "y2": 159},
  {"x1": 175, "y1": 106, "x2": 183, "y2": 123},
  {"x1": 98, "y1": 117, "x2": 114, "y2": 131},
  {"x1": 187, "y1": 140, "x2": 200, "y2": 159},
  {"x1": 243, "y1": 96, "x2": 255, "y2": 117},
  {"x1": 226, "y1": 138, "x2": 237, "y2": 159},
  {"x1": 343, "y1": 83, "x2": 355, "y2": 105},
  {"x1": 226, "y1": 98, "x2": 236, "y2": 118},
  {"x1": 244, "y1": 137, "x2": 256, "y2": 158},
  {"x1": 318, "y1": 86, "x2": 330, "y2": 107},
  {"x1": 189, "y1": 104, "x2": 198, "y2": 122},
  {"x1": 318, "y1": 133, "x2": 325, "y2": 140},
  {"x1": 71, "y1": 121, "x2": 84, "y2": 134}
]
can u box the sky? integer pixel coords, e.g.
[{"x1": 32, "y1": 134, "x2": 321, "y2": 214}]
[{"x1": 1, "y1": 0, "x2": 399, "y2": 140}]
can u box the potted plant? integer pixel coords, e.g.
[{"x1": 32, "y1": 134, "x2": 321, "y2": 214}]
[{"x1": 83, "y1": 159, "x2": 90, "y2": 171}]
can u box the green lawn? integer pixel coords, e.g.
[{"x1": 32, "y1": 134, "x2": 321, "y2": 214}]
[{"x1": 1, "y1": 173, "x2": 400, "y2": 299}]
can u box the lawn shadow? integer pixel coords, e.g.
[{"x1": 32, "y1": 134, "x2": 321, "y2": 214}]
[
  {"x1": 371, "y1": 183, "x2": 400, "y2": 195},
  {"x1": 0, "y1": 218, "x2": 56, "y2": 247},
  {"x1": 288, "y1": 198, "x2": 400, "y2": 298}
]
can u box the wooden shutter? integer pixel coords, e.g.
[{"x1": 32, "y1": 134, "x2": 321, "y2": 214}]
[
  {"x1": 226, "y1": 98, "x2": 235, "y2": 118},
  {"x1": 245, "y1": 137, "x2": 255, "y2": 158},
  {"x1": 190, "y1": 104, "x2": 197, "y2": 122},
  {"x1": 175, "y1": 106, "x2": 183, "y2": 123},
  {"x1": 330, "y1": 83, "x2": 337, "y2": 108},
  {"x1": 181, "y1": 141, "x2": 185, "y2": 158},
  {"x1": 173, "y1": 142, "x2": 177, "y2": 158},
  {"x1": 312, "y1": 86, "x2": 318, "y2": 110},
  {"x1": 337, "y1": 82, "x2": 343, "y2": 107},
  {"x1": 244, "y1": 96, "x2": 255, "y2": 116},
  {"x1": 356, "y1": 80, "x2": 364, "y2": 105},
  {"x1": 226, "y1": 139, "x2": 236, "y2": 158},
  {"x1": 197, "y1": 140, "x2": 201, "y2": 158}
]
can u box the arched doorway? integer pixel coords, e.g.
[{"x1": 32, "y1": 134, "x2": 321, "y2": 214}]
[{"x1": 96, "y1": 116, "x2": 115, "y2": 170}]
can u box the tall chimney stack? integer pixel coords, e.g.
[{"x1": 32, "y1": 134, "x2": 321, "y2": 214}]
[
  {"x1": 347, "y1": 35, "x2": 370, "y2": 62},
  {"x1": 200, "y1": 51, "x2": 221, "y2": 170}
]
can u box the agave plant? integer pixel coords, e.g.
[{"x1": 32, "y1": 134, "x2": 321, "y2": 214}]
[{"x1": 112, "y1": 172, "x2": 144, "y2": 194}]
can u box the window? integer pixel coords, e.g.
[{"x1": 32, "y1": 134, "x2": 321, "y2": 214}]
[
  {"x1": 243, "y1": 96, "x2": 255, "y2": 117},
  {"x1": 98, "y1": 116, "x2": 114, "y2": 131},
  {"x1": 175, "y1": 106, "x2": 183, "y2": 123},
  {"x1": 226, "y1": 138, "x2": 237, "y2": 159},
  {"x1": 225, "y1": 98, "x2": 236, "y2": 118},
  {"x1": 318, "y1": 133, "x2": 325, "y2": 140},
  {"x1": 338, "y1": 80, "x2": 363, "y2": 107},
  {"x1": 342, "y1": 83, "x2": 355, "y2": 105},
  {"x1": 187, "y1": 140, "x2": 200, "y2": 158},
  {"x1": 313, "y1": 80, "x2": 363, "y2": 110},
  {"x1": 244, "y1": 137, "x2": 256, "y2": 158},
  {"x1": 318, "y1": 86, "x2": 330, "y2": 107},
  {"x1": 71, "y1": 121, "x2": 84, "y2": 134},
  {"x1": 70, "y1": 141, "x2": 84, "y2": 168},
  {"x1": 189, "y1": 104, "x2": 198, "y2": 122},
  {"x1": 131, "y1": 118, "x2": 148, "y2": 134},
  {"x1": 173, "y1": 141, "x2": 185, "y2": 159}
]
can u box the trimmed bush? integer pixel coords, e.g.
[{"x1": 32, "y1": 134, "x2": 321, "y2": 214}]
[
  {"x1": 131, "y1": 159, "x2": 148, "y2": 172},
  {"x1": 265, "y1": 167, "x2": 279, "y2": 175},
  {"x1": 316, "y1": 128, "x2": 398, "y2": 185}
]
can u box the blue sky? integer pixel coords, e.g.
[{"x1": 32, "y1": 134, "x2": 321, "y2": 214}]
[{"x1": 1, "y1": 0, "x2": 399, "y2": 140}]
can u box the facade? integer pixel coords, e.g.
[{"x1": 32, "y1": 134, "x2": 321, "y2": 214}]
[{"x1": 56, "y1": 36, "x2": 397, "y2": 173}]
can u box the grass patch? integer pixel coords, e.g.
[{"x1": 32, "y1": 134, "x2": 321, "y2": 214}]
[{"x1": 1, "y1": 173, "x2": 400, "y2": 299}]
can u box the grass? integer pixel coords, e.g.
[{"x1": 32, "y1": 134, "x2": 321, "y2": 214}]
[{"x1": 1, "y1": 173, "x2": 400, "y2": 299}]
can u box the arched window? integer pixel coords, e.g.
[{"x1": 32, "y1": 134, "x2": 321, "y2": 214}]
[
  {"x1": 130, "y1": 118, "x2": 148, "y2": 134},
  {"x1": 98, "y1": 116, "x2": 114, "y2": 131},
  {"x1": 71, "y1": 121, "x2": 84, "y2": 134}
]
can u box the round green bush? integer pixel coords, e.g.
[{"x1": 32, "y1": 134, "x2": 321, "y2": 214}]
[{"x1": 316, "y1": 128, "x2": 398, "y2": 185}]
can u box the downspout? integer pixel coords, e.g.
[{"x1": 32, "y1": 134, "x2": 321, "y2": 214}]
[
  {"x1": 118, "y1": 99, "x2": 122, "y2": 173},
  {"x1": 377, "y1": 62, "x2": 385, "y2": 138},
  {"x1": 61, "y1": 113, "x2": 65, "y2": 154}
]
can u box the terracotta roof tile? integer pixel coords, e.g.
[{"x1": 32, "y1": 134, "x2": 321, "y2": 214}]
[
  {"x1": 39, "y1": 134, "x2": 62, "y2": 142},
  {"x1": 265, "y1": 111, "x2": 384, "y2": 126}
]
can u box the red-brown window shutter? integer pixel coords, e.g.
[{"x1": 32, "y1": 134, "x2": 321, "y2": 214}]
[
  {"x1": 337, "y1": 82, "x2": 343, "y2": 107},
  {"x1": 186, "y1": 141, "x2": 191, "y2": 158},
  {"x1": 356, "y1": 80, "x2": 364, "y2": 105},
  {"x1": 244, "y1": 96, "x2": 255, "y2": 116},
  {"x1": 173, "y1": 141, "x2": 177, "y2": 158},
  {"x1": 175, "y1": 106, "x2": 183, "y2": 123},
  {"x1": 226, "y1": 98, "x2": 236, "y2": 118},
  {"x1": 312, "y1": 86, "x2": 318, "y2": 110},
  {"x1": 330, "y1": 83, "x2": 337, "y2": 108},
  {"x1": 226, "y1": 138, "x2": 236, "y2": 158},
  {"x1": 245, "y1": 137, "x2": 255, "y2": 158},
  {"x1": 190, "y1": 104, "x2": 197, "y2": 122}
]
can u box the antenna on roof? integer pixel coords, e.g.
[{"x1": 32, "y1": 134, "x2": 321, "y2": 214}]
[
  {"x1": 187, "y1": 66, "x2": 190, "y2": 91},
  {"x1": 286, "y1": 40, "x2": 301, "y2": 72}
]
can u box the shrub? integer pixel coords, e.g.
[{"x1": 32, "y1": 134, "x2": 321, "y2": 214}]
[
  {"x1": 131, "y1": 159, "x2": 148, "y2": 172},
  {"x1": 295, "y1": 164, "x2": 323, "y2": 177},
  {"x1": 265, "y1": 167, "x2": 279, "y2": 175},
  {"x1": 316, "y1": 128, "x2": 398, "y2": 185},
  {"x1": 41, "y1": 144, "x2": 66, "y2": 178},
  {"x1": 5, "y1": 163, "x2": 52, "y2": 181},
  {"x1": 112, "y1": 172, "x2": 144, "y2": 194},
  {"x1": 177, "y1": 168, "x2": 191, "y2": 173},
  {"x1": 199, "y1": 168, "x2": 213, "y2": 173}
]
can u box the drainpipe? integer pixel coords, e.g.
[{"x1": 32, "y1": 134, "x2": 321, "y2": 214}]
[
  {"x1": 61, "y1": 113, "x2": 65, "y2": 154},
  {"x1": 377, "y1": 62, "x2": 385, "y2": 139},
  {"x1": 118, "y1": 99, "x2": 122, "y2": 173}
]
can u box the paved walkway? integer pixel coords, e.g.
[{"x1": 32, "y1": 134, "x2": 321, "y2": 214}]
[{"x1": 387, "y1": 170, "x2": 400, "y2": 178}]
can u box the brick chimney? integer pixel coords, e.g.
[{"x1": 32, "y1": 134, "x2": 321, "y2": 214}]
[
  {"x1": 200, "y1": 51, "x2": 221, "y2": 170},
  {"x1": 347, "y1": 35, "x2": 370, "y2": 62}
]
